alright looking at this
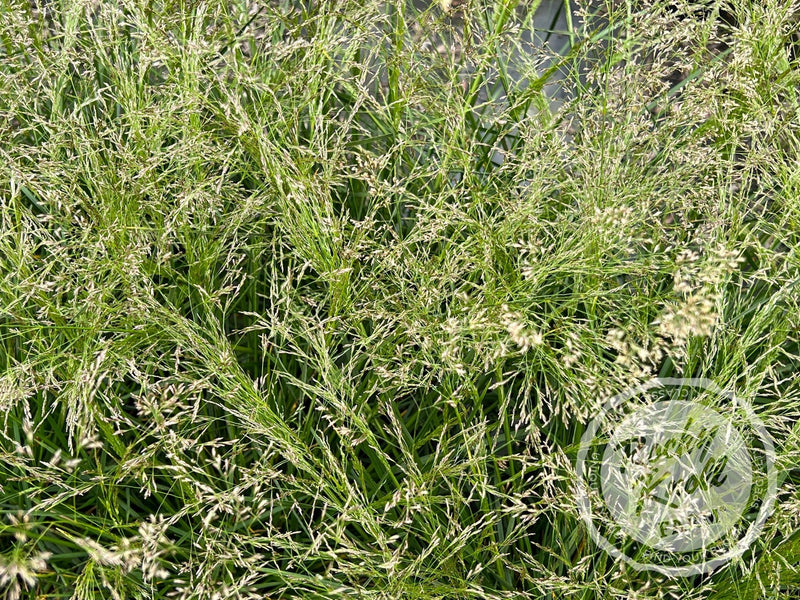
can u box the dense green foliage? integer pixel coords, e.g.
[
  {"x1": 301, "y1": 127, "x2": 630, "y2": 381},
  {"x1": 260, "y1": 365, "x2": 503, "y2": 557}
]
[{"x1": 1, "y1": 0, "x2": 800, "y2": 598}]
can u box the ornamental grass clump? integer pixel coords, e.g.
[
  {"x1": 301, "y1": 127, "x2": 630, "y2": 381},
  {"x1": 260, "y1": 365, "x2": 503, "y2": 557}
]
[{"x1": 1, "y1": 0, "x2": 800, "y2": 598}]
